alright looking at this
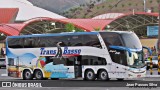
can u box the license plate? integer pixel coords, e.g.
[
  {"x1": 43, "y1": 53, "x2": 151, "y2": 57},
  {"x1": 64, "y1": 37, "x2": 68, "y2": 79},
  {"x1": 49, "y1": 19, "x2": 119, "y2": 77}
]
[{"x1": 137, "y1": 75, "x2": 141, "y2": 77}]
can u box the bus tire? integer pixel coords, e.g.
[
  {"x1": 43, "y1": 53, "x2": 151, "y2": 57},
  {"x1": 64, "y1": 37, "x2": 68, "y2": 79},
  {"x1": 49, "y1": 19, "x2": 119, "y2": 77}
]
[
  {"x1": 23, "y1": 70, "x2": 33, "y2": 80},
  {"x1": 98, "y1": 70, "x2": 109, "y2": 81},
  {"x1": 117, "y1": 78, "x2": 124, "y2": 81},
  {"x1": 34, "y1": 70, "x2": 43, "y2": 80},
  {"x1": 51, "y1": 78, "x2": 59, "y2": 80},
  {"x1": 85, "y1": 69, "x2": 96, "y2": 81},
  {"x1": 146, "y1": 66, "x2": 149, "y2": 70}
]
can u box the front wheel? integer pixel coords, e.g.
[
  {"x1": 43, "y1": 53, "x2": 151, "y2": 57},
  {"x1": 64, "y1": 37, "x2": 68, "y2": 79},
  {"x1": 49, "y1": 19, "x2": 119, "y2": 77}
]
[
  {"x1": 23, "y1": 70, "x2": 33, "y2": 80},
  {"x1": 85, "y1": 70, "x2": 96, "y2": 81},
  {"x1": 98, "y1": 70, "x2": 109, "y2": 81},
  {"x1": 146, "y1": 66, "x2": 149, "y2": 70},
  {"x1": 34, "y1": 70, "x2": 43, "y2": 80}
]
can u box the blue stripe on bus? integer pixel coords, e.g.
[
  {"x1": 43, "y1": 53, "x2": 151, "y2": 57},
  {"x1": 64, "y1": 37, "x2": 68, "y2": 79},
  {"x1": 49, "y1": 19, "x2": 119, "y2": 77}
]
[
  {"x1": 109, "y1": 45, "x2": 132, "y2": 57},
  {"x1": 7, "y1": 32, "x2": 99, "y2": 38}
]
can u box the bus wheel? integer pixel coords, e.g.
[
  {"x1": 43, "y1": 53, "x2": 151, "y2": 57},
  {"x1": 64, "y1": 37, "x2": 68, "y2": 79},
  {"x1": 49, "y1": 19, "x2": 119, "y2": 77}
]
[
  {"x1": 51, "y1": 78, "x2": 59, "y2": 80},
  {"x1": 117, "y1": 78, "x2": 124, "y2": 81},
  {"x1": 98, "y1": 70, "x2": 109, "y2": 81},
  {"x1": 23, "y1": 70, "x2": 33, "y2": 80},
  {"x1": 85, "y1": 70, "x2": 96, "y2": 81},
  {"x1": 34, "y1": 70, "x2": 43, "y2": 80}
]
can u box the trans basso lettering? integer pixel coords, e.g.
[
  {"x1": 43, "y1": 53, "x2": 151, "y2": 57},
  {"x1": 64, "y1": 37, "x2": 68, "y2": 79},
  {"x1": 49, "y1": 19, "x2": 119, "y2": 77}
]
[{"x1": 40, "y1": 47, "x2": 81, "y2": 55}]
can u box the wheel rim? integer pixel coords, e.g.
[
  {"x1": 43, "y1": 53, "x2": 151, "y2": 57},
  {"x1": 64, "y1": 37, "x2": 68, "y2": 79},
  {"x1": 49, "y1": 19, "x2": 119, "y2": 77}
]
[
  {"x1": 25, "y1": 71, "x2": 31, "y2": 79},
  {"x1": 101, "y1": 71, "x2": 107, "y2": 80},
  {"x1": 36, "y1": 71, "x2": 42, "y2": 79},
  {"x1": 87, "y1": 71, "x2": 93, "y2": 79}
]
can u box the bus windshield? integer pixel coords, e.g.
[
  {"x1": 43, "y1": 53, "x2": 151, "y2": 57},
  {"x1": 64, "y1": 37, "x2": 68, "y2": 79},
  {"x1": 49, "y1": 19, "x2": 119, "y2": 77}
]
[
  {"x1": 127, "y1": 51, "x2": 144, "y2": 68},
  {"x1": 121, "y1": 33, "x2": 142, "y2": 49},
  {"x1": 100, "y1": 32, "x2": 144, "y2": 68}
]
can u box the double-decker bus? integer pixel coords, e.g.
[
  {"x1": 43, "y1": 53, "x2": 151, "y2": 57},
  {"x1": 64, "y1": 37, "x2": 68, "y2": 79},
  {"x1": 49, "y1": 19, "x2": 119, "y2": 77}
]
[{"x1": 6, "y1": 31, "x2": 148, "y2": 80}]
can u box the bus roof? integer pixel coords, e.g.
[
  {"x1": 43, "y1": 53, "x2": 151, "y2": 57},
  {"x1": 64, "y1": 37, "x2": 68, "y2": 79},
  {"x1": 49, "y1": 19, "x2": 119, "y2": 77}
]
[{"x1": 7, "y1": 31, "x2": 133, "y2": 38}]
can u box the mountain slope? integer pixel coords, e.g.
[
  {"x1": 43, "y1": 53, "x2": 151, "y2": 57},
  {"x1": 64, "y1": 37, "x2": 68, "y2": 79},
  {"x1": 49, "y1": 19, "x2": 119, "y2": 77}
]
[
  {"x1": 28, "y1": 0, "x2": 100, "y2": 13},
  {"x1": 63, "y1": 0, "x2": 159, "y2": 18}
]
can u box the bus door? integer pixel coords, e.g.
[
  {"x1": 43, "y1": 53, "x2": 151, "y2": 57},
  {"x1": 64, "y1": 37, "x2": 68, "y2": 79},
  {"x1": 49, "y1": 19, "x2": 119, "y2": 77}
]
[
  {"x1": 109, "y1": 49, "x2": 127, "y2": 78},
  {"x1": 74, "y1": 56, "x2": 82, "y2": 78}
]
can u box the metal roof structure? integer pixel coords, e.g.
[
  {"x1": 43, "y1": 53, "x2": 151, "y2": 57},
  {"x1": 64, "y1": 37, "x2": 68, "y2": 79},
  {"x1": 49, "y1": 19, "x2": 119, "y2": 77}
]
[
  {"x1": 0, "y1": 8, "x2": 19, "y2": 23},
  {"x1": 0, "y1": 12, "x2": 158, "y2": 36},
  {"x1": 0, "y1": 0, "x2": 66, "y2": 22},
  {"x1": 106, "y1": 12, "x2": 158, "y2": 36},
  {"x1": 92, "y1": 13, "x2": 124, "y2": 19}
]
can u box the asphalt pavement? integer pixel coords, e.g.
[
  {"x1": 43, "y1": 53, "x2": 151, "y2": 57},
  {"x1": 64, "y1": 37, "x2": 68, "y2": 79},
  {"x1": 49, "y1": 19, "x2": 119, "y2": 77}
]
[{"x1": 0, "y1": 68, "x2": 160, "y2": 90}]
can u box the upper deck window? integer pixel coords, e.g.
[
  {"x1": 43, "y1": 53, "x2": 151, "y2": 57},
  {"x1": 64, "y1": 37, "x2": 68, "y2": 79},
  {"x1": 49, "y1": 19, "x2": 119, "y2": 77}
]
[
  {"x1": 7, "y1": 34, "x2": 101, "y2": 48},
  {"x1": 100, "y1": 32, "x2": 124, "y2": 47}
]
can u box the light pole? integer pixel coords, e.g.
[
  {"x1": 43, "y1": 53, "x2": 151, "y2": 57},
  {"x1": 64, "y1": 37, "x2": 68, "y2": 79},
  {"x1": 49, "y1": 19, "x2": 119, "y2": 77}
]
[{"x1": 143, "y1": 0, "x2": 146, "y2": 12}]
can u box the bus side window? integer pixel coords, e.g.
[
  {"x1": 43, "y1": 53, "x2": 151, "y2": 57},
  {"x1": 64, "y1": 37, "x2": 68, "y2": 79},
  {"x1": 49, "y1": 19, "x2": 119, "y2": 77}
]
[
  {"x1": 66, "y1": 58, "x2": 74, "y2": 66},
  {"x1": 81, "y1": 56, "x2": 106, "y2": 65},
  {"x1": 8, "y1": 38, "x2": 24, "y2": 48},
  {"x1": 83, "y1": 35, "x2": 102, "y2": 48}
]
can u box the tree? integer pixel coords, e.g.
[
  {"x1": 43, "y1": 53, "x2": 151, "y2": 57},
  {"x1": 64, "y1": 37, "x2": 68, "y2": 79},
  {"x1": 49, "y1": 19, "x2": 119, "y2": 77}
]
[
  {"x1": 108, "y1": 5, "x2": 112, "y2": 9},
  {"x1": 75, "y1": 28, "x2": 84, "y2": 32},
  {"x1": 121, "y1": 4, "x2": 125, "y2": 7},
  {"x1": 65, "y1": 23, "x2": 75, "y2": 32},
  {"x1": 65, "y1": 23, "x2": 84, "y2": 32},
  {"x1": 94, "y1": 27, "x2": 101, "y2": 31},
  {"x1": 128, "y1": 3, "x2": 131, "y2": 6}
]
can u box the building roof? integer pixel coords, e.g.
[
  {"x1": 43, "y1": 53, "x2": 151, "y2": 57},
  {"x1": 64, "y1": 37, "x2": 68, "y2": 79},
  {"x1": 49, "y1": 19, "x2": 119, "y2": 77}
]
[
  {"x1": 92, "y1": 12, "x2": 158, "y2": 20},
  {"x1": 0, "y1": 0, "x2": 66, "y2": 21},
  {"x1": 92, "y1": 13, "x2": 124, "y2": 19},
  {"x1": 58, "y1": 19, "x2": 113, "y2": 31},
  {"x1": 0, "y1": 23, "x2": 23, "y2": 36},
  {"x1": 0, "y1": 8, "x2": 19, "y2": 23},
  {"x1": 0, "y1": 12, "x2": 158, "y2": 36}
]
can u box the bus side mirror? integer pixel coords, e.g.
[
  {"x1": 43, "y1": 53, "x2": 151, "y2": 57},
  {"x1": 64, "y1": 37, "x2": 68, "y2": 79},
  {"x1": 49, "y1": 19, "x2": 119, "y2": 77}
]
[{"x1": 143, "y1": 46, "x2": 152, "y2": 56}]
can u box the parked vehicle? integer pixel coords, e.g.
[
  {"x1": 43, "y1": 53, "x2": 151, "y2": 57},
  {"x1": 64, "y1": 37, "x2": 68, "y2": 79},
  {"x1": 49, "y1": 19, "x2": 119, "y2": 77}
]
[
  {"x1": 145, "y1": 56, "x2": 158, "y2": 70},
  {"x1": 0, "y1": 58, "x2": 6, "y2": 68}
]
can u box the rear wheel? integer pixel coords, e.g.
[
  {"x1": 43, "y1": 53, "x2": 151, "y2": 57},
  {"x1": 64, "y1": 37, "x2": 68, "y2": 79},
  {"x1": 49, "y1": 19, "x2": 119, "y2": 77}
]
[
  {"x1": 85, "y1": 70, "x2": 96, "y2": 81},
  {"x1": 23, "y1": 70, "x2": 33, "y2": 80},
  {"x1": 98, "y1": 70, "x2": 109, "y2": 81},
  {"x1": 34, "y1": 70, "x2": 43, "y2": 80}
]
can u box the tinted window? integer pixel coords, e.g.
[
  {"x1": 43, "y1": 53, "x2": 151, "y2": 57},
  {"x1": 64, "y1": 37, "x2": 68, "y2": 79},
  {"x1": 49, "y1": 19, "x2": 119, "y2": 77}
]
[
  {"x1": 8, "y1": 38, "x2": 24, "y2": 48},
  {"x1": 81, "y1": 56, "x2": 106, "y2": 65},
  {"x1": 45, "y1": 56, "x2": 75, "y2": 66},
  {"x1": 109, "y1": 49, "x2": 127, "y2": 66},
  {"x1": 66, "y1": 57, "x2": 75, "y2": 66},
  {"x1": 121, "y1": 33, "x2": 142, "y2": 49},
  {"x1": 24, "y1": 37, "x2": 35, "y2": 48},
  {"x1": 8, "y1": 34, "x2": 101, "y2": 48},
  {"x1": 83, "y1": 35, "x2": 102, "y2": 48},
  {"x1": 8, "y1": 58, "x2": 14, "y2": 66},
  {"x1": 100, "y1": 32, "x2": 123, "y2": 47}
]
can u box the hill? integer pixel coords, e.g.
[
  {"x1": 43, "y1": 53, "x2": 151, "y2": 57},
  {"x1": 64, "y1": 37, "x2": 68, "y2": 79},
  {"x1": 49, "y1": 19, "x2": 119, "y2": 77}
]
[
  {"x1": 62, "y1": 0, "x2": 160, "y2": 18},
  {"x1": 28, "y1": 0, "x2": 104, "y2": 14}
]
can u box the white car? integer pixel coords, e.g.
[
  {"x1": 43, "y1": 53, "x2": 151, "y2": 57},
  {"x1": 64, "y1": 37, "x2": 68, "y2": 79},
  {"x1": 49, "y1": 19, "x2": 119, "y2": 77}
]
[{"x1": 145, "y1": 56, "x2": 158, "y2": 70}]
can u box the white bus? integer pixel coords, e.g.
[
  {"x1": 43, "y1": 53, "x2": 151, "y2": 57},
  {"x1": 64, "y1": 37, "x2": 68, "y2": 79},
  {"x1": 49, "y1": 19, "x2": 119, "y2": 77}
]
[{"x1": 6, "y1": 31, "x2": 147, "y2": 80}]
